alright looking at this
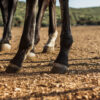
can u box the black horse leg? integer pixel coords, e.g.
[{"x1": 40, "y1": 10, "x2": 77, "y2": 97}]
[
  {"x1": 0, "y1": 0, "x2": 10, "y2": 42},
  {"x1": 0, "y1": 0, "x2": 18, "y2": 52},
  {"x1": 6, "y1": 0, "x2": 38, "y2": 73},
  {"x1": 43, "y1": 0, "x2": 58, "y2": 53},
  {"x1": 51, "y1": 0, "x2": 73, "y2": 74}
]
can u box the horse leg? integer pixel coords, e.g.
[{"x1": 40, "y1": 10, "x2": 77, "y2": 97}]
[
  {"x1": 6, "y1": 0, "x2": 38, "y2": 73},
  {"x1": 51, "y1": 0, "x2": 73, "y2": 74},
  {"x1": 0, "y1": 0, "x2": 18, "y2": 52},
  {"x1": 27, "y1": 0, "x2": 49, "y2": 60},
  {"x1": 34, "y1": 0, "x2": 48, "y2": 45},
  {"x1": 43, "y1": 0, "x2": 58, "y2": 53}
]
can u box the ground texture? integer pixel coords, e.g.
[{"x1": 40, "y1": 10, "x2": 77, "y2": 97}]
[{"x1": 0, "y1": 26, "x2": 100, "y2": 100}]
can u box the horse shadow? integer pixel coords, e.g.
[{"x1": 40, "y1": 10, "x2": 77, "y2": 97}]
[
  {"x1": 0, "y1": 57, "x2": 100, "y2": 99},
  {"x1": 0, "y1": 56, "x2": 100, "y2": 76}
]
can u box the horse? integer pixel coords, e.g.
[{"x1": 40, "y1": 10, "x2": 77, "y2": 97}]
[
  {"x1": 27, "y1": 0, "x2": 58, "y2": 59},
  {"x1": 0, "y1": 0, "x2": 57, "y2": 59},
  {"x1": 35, "y1": 0, "x2": 57, "y2": 53},
  {"x1": 0, "y1": 0, "x2": 18, "y2": 51},
  {"x1": 6, "y1": 0, "x2": 73, "y2": 74}
]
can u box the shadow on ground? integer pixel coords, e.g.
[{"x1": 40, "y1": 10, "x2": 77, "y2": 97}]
[{"x1": 4, "y1": 86, "x2": 100, "y2": 99}]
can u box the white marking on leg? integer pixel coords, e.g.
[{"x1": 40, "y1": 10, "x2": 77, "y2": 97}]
[
  {"x1": 1, "y1": 43, "x2": 11, "y2": 52},
  {"x1": 45, "y1": 30, "x2": 58, "y2": 48},
  {"x1": 24, "y1": 23, "x2": 36, "y2": 60},
  {"x1": 25, "y1": 23, "x2": 36, "y2": 60},
  {"x1": 26, "y1": 52, "x2": 36, "y2": 60}
]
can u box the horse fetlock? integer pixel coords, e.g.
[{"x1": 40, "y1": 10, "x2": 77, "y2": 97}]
[
  {"x1": 47, "y1": 30, "x2": 58, "y2": 47},
  {"x1": 43, "y1": 30, "x2": 58, "y2": 53}
]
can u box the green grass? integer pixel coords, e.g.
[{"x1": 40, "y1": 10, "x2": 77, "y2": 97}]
[{"x1": 0, "y1": 1, "x2": 100, "y2": 27}]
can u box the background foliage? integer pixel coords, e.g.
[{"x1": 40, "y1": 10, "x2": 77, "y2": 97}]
[{"x1": 0, "y1": 2, "x2": 100, "y2": 27}]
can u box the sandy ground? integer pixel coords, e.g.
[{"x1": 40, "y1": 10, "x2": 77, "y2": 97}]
[{"x1": 0, "y1": 26, "x2": 100, "y2": 100}]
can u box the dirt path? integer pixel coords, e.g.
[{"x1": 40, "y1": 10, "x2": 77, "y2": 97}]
[{"x1": 0, "y1": 26, "x2": 100, "y2": 100}]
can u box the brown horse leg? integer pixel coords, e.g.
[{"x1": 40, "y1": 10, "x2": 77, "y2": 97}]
[
  {"x1": 27, "y1": 0, "x2": 49, "y2": 60},
  {"x1": 43, "y1": 0, "x2": 58, "y2": 53}
]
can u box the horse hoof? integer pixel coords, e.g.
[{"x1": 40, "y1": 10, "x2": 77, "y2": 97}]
[
  {"x1": 51, "y1": 63, "x2": 67, "y2": 74},
  {"x1": 0, "y1": 43, "x2": 11, "y2": 52},
  {"x1": 42, "y1": 46, "x2": 54, "y2": 53},
  {"x1": 26, "y1": 52, "x2": 36, "y2": 60},
  {"x1": 6, "y1": 64, "x2": 20, "y2": 73}
]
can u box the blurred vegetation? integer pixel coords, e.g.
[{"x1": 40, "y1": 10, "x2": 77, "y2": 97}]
[
  {"x1": 70, "y1": 7, "x2": 100, "y2": 25},
  {"x1": 0, "y1": 2, "x2": 100, "y2": 27}
]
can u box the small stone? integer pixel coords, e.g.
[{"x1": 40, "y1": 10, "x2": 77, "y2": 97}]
[
  {"x1": 82, "y1": 95, "x2": 88, "y2": 100},
  {"x1": 15, "y1": 88, "x2": 21, "y2": 91}
]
